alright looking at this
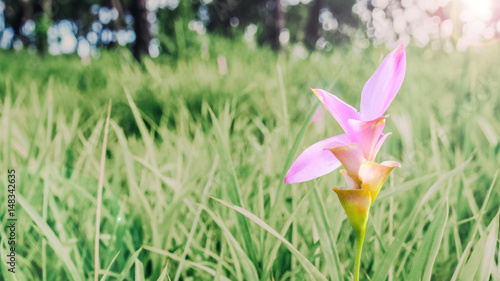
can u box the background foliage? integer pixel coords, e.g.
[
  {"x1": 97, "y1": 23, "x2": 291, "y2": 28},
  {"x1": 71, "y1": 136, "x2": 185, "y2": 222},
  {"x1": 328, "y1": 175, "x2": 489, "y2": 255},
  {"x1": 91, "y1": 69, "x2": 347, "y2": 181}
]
[{"x1": 0, "y1": 33, "x2": 499, "y2": 279}]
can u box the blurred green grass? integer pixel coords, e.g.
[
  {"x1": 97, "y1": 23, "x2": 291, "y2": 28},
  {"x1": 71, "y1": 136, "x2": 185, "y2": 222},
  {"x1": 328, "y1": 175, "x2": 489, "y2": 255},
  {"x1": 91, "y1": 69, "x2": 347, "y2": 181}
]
[{"x1": 0, "y1": 39, "x2": 499, "y2": 280}]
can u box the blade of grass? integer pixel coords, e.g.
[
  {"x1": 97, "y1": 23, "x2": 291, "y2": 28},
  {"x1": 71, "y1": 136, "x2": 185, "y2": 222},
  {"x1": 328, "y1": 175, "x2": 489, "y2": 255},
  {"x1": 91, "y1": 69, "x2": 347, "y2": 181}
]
[
  {"x1": 372, "y1": 159, "x2": 469, "y2": 281},
  {"x1": 377, "y1": 173, "x2": 437, "y2": 201},
  {"x1": 308, "y1": 182, "x2": 342, "y2": 281},
  {"x1": 100, "y1": 250, "x2": 121, "y2": 281},
  {"x1": 214, "y1": 242, "x2": 226, "y2": 281},
  {"x1": 277, "y1": 63, "x2": 289, "y2": 133},
  {"x1": 173, "y1": 155, "x2": 219, "y2": 281},
  {"x1": 451, "y1": 172, "x2": 498, "y2": 281},
  {"x1": 211, "y1": 196, "x2": 328, "y2": 281},
  {"x1": 261, "y1": 188, "x2": 314, "y2": 281},
  {"x1": 421, "y1": 202, "x2": 449, "y2": 281},
  {"x1": 466, "y1": 170, "x2": 498, "y2": 243},
  {"x1": 95, "y1": 101, "x2": 112, "y2": 281},
  {"x1": 158, "y1": 260, "x2": 172, "y2": 281},
  {"x1": 143, "y1": 246, "x2": 233, "y2": 281},
  {"x1": 18, "y1": 195, "x2": 83, "y2": 281},
  {"x1": 42, "y1": 171, "x2": 49, "y2": 281},
  {"x1": 208, "y1": 105, "x2": 257, "y2": 263},
  {"x1": 269, "y1": 101, "x2": 320, "y2": 220},
  {"x1": 124, "y1": 89, "x2": 159, "y2": 174},
  {"x1": 408, "y1": 201, "x2": 448, "y2": 281},
  {"x1": 458, "y1": 213, "x2": 499, "y2": 281},
  {"x1": 201, "y1": 206, "x2": 259, "y2": 281},
  {"x1": 110, "y1": 121, "x2": 153, "y2": 218},
  {"x1": 135, "y1": 259, "x2": 145, "y2": 281},
  {"x1": 450, "y1": 241, "x2": 473, "y2": 281},
  {"x1": 116, "y1": 247, "x2": 143, "y2": 281}
]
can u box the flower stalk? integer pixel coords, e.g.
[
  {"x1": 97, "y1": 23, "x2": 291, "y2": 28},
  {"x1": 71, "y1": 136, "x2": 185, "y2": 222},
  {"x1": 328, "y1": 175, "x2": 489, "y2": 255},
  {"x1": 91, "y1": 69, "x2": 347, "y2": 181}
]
[{"x1": 354, "y1": 225, "x2": 366, "y2": 281}]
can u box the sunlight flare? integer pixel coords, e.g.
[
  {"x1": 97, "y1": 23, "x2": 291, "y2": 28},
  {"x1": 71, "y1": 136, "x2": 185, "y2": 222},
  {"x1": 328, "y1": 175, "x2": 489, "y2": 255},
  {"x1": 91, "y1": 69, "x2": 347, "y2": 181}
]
[{"x1": 462, "y1": 0, "x2": 493, "y2": 21}]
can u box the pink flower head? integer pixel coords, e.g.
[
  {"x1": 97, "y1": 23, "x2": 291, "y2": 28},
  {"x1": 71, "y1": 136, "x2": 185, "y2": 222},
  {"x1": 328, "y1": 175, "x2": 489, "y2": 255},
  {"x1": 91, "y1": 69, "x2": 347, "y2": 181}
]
[{"x1": 285, "y1": 43, "x2": 406, "y2": 185}]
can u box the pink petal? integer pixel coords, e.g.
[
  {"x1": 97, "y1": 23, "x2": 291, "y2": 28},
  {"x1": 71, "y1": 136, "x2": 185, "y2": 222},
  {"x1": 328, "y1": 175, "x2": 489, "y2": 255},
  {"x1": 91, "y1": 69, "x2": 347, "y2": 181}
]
[
  {"x1": 327, "y1": 143, "x2": 364, "y2": 183},
  {"x1": 359, "y1": 161, "x2": 401, "y2": 188},
  {"x1": 347, "y1": 117, "x2": 387, "y2": 160},
  {"x1": 312, "y1": 89, "x2": 359, "y2": 134},
  {"x1": 359, "y1": 160, "x2": 401, "y2": 202},
  {"x1": 340, "y1": 169, "x2": 359, "y2": 190},
  {"x1": 360, "y1": 43, "x2": 406, "y2": 121},
  {"x1": 371, "y1": 132, "x2": 391, "y2": 160},
  {"x1": 285, "y1": 134, "x2": 349, "y2": 184}
]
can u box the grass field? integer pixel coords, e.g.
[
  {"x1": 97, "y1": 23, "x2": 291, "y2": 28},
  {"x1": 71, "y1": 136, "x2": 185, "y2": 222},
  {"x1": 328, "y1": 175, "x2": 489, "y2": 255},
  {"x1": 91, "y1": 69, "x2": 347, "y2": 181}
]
[{"x1": 0, "y1": 39, "x2": 499, "y2": 280}]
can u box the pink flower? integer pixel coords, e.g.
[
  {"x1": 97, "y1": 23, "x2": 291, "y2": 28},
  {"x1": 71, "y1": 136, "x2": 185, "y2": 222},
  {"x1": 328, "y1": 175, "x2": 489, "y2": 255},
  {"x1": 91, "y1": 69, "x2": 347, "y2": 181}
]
[{"x1": 285, "y1": 43, "x2": 406, "y2": 185}]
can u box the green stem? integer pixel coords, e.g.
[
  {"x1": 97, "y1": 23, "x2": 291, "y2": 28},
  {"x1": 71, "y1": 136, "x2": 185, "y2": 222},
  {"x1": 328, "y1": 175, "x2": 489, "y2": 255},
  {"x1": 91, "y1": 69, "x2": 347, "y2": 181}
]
[{"x1": 354, "y1": 227, "x2": 366, "y2": 281}]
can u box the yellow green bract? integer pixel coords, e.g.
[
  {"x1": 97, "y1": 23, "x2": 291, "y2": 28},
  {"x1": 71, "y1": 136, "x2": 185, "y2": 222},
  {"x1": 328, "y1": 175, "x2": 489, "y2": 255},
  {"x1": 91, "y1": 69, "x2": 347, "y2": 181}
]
[{"x1": 333, "y1": 161, "x2": 399, "y2": 232}]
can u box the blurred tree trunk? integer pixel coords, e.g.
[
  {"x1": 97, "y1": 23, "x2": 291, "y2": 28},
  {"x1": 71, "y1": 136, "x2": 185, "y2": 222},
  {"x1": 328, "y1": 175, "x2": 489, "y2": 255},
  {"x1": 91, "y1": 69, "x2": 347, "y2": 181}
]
[
  {"x1": 103, "y1": 0, "x2": 125, "y2": 48},
  {"x1": 305, "y1": 0, "x2": 322, "y2": 50},
  {"x1": 4, "y1": 0, "x2": 32, "y2": 46},
  {"x1": 328, "y1": 0, "x2": 358, "y2": 26},
  {"x1": 110, "y1": 0, "x2": 125, "y2": 28},
  {"x1": 265, "y1": 0, "x2": 284, "y2": 51},
  {"x1": 104, "y1": 0, "x2": 125, "y2": 29},
  {"x1": 130, "y1": 0, "x2": 151, "y2": 61}
]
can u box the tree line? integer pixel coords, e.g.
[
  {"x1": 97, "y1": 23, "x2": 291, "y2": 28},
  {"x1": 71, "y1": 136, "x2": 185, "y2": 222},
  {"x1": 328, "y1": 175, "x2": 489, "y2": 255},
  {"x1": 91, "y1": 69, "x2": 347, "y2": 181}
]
[{"x1": 3, "y1": 0, "x2": 360, "y2": 60}]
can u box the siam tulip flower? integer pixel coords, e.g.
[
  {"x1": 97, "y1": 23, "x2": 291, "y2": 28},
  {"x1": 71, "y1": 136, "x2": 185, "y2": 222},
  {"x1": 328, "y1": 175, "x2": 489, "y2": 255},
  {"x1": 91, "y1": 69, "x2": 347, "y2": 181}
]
[{"x1": 285, "y1": 43, "x2": 406, "y2": 281}]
